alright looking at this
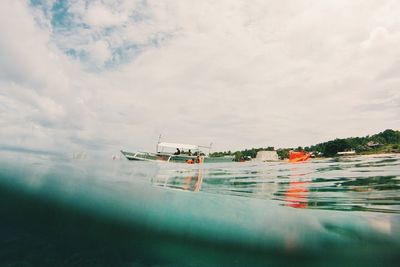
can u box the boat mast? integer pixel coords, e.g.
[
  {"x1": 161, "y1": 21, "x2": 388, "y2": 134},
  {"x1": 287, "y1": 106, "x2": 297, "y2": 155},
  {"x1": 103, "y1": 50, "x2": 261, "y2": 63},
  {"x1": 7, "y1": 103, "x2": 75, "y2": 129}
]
[
  {"x1": 198, "y1": 142, "x2": 213, "y2": 156},
  {"x1": 156, "y1": 134, "x2": 162, "y2": 153}
]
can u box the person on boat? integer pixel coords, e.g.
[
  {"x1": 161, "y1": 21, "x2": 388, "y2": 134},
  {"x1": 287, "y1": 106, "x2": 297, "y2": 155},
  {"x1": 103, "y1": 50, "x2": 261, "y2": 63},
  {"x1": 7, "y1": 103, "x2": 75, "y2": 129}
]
[
  {"x1": 196, "y1": 155, "x2": 203, "y2": 164},
  {"x1": 174, "y1": 148, "x2": 181, "y2": 155}
]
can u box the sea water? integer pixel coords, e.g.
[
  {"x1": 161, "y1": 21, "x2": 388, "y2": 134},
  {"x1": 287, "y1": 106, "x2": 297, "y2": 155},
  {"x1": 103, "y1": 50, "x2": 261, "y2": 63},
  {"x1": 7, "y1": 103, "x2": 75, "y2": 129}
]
[{"x1": 0, "y1": 151, "x2": 399, "y2": 266}]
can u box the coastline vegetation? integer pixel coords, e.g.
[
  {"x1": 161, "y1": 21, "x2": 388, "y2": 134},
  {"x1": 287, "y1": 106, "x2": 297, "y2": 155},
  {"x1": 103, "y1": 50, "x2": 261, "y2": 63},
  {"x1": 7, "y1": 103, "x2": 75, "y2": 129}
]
[{"x1": 210, "y1": 129, "x2": 400, "y2": 161}]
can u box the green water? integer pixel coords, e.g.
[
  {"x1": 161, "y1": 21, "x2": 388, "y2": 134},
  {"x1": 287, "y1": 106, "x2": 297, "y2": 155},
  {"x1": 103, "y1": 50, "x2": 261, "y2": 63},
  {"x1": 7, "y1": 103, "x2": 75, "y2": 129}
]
[{"x1": 0, "y1": 151, "x2": 399, "y2": 266}]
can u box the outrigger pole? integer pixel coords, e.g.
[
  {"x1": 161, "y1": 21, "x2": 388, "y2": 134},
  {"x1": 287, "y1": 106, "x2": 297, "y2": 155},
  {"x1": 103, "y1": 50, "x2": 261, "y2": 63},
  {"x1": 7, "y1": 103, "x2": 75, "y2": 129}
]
[
  {"x1": 156, "y1": 134, "x2": 162, "y2": 153},
  {"x1": 198, "y1": 142, "x2": 213, "y2": 155}
]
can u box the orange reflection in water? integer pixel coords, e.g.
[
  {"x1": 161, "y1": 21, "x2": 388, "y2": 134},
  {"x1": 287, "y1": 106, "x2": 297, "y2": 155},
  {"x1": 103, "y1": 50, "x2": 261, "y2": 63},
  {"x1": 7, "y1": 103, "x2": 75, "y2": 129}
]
[
  {"x1": 284, "y1": 167, "x2": 310, "y2": 209},
  {"x1": 284, "y1": 181, "x2": 309, "y2": 208},
  {"x1": 282, "y1": 167, "x2": 311, "y2": 251},
  {"x1": 182, "y1": 170, "x2": 203, "y2": 192}
]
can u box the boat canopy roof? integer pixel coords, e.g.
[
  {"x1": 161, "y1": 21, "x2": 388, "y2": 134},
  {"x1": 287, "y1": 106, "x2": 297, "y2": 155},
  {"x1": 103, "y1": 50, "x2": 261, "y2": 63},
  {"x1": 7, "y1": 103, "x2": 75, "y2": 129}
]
[{"x1": 158, "y1": 142, "x2": 199, "y2": 150}]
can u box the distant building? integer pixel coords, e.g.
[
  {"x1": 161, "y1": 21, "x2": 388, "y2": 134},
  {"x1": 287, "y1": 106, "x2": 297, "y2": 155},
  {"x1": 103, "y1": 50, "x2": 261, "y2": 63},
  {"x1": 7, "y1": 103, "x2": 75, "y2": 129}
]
[
  {"x1": 367, "y1": 141, "x2": 381, "y2": 147},
  {"x1": 255, "y1": 151, "x2": 279, "y2": 162},
  {"x1": 337, "y1": 150, "x2": 356, "y2": 156}
]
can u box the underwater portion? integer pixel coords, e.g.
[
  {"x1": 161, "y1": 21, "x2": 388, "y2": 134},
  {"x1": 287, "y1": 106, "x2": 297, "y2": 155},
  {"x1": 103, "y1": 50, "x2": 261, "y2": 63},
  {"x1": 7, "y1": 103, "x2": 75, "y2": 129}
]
[{"x1": 1, "y1": 151, "x2": 399, "y2": 266}]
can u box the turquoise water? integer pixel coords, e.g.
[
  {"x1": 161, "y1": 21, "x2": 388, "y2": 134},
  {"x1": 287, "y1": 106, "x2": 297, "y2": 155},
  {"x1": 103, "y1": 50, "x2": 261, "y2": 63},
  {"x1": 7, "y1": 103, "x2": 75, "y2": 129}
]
[{"x1": 0, "y1": 151, "x2": 399, "y2": 266}]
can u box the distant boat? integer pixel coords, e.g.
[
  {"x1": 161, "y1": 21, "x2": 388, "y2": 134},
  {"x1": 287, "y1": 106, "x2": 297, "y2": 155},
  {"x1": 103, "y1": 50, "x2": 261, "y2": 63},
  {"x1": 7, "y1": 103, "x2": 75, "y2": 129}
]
[
  {"x1": 121, "y1": 142, "x2": 234, "y2": 164},
  {"x1": 289, "y1": 151, "x2": 311, "y2": 162}
]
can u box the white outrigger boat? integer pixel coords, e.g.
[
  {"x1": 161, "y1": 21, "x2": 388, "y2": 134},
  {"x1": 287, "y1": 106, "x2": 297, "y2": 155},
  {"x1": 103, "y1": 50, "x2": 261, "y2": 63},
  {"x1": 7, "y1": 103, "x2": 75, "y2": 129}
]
[{"x1": 121, "y1": 142, "x2": 234, "y2": 164}]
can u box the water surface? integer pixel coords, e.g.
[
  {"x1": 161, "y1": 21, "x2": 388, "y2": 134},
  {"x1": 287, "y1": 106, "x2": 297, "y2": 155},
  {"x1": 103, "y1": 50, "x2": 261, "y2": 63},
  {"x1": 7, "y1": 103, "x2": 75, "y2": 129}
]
[
  {"x1": 154, "y1": 155, "x2": 400, "y2": 213},
  {"x1": 0, "y1": 151, "x2": 399, "y2": 266}
]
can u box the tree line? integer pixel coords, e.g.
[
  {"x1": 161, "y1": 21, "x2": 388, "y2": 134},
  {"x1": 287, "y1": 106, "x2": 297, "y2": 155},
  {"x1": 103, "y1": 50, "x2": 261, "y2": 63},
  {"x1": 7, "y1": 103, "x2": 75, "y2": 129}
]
[
  {"x1": 305, "y1": 129, "x2": 400, "y2": 157},
  {"x1": 210, "y1": 129, "x2": 400, "y2": 160}
]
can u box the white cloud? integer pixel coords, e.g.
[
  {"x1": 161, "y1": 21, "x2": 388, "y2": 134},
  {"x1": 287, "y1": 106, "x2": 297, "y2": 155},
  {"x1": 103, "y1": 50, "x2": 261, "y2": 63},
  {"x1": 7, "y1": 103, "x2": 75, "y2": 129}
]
[
  {"x1": 1, "y1": 0, "x2": 400, "y2": 157},
  {"x1": 84, "y1": 2, "x2": 128, "y2": 27},
  {"x1": 88, "y1": 40, "x2": 112, "y2": 66}
]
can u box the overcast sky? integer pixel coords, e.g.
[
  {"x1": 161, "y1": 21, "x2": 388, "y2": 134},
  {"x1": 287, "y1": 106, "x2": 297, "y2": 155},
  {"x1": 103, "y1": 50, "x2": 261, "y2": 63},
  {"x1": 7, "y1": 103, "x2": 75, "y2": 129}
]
[{"x1": 1, "y1": 0, "x2": 399, "y2": 157}]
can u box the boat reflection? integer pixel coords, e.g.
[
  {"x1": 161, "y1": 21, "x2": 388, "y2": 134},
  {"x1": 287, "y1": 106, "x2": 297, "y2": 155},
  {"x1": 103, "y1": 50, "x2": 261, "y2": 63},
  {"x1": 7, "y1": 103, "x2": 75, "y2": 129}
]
[
  {"x1": 152, "y1": 168, "x2": 203, "y2": 192},
  {"x1": 183, "y1": 170, "x2": 203, "y2": 192}
]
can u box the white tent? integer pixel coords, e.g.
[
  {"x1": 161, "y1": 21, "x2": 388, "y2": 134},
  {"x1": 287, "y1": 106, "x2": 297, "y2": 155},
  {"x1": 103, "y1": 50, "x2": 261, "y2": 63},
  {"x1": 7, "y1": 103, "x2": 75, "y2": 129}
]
[{"x1": 157, "y1": 142, "x2": 199, "y2": 151}]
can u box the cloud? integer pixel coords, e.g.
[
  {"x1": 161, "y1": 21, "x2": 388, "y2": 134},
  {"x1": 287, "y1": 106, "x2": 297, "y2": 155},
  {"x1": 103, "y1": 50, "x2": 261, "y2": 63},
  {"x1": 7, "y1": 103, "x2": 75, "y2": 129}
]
[
  {"x1": 88, "y1": 40, "x2": 112, "y2": 66},
  {"x1": 1, "y1": 0, "x2": 400, "y2": 157},
  {"x1": 42, "y1": 0, "x2": 174, "y2": 69},
  {"x1": 85, "y1": 2, "x2": 127, "y2": 27}
]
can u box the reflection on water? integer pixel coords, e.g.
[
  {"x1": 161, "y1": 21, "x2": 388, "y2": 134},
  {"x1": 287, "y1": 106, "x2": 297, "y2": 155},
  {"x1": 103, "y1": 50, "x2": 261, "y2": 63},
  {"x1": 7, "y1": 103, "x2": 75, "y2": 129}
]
[{"x1": 153, "y1": 154, "x2": 400, "y2": 213}]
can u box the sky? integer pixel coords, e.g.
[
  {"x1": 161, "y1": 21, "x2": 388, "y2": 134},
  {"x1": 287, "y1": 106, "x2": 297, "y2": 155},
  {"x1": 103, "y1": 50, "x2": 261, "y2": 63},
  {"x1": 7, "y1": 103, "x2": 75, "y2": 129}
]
[{"x1": 0, "y1": 0, "x2": 399, "y2": 157}]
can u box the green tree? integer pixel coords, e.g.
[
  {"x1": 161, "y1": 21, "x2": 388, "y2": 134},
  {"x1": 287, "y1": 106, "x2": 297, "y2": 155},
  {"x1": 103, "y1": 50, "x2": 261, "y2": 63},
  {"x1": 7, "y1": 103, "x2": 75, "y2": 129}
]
[
  {"x1": 277, "y1": 149, "x2": 290, "y2": 159},
  {"x1": 323, "y1": 139, "x2": 351, "y2": 156}
]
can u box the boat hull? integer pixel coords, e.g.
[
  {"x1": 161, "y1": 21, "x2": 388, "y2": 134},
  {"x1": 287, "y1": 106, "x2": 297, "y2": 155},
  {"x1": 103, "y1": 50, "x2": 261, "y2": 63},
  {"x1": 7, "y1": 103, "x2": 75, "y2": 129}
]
[{"x1": 120, "y1": 150, "x2": 234, "y2": 163}]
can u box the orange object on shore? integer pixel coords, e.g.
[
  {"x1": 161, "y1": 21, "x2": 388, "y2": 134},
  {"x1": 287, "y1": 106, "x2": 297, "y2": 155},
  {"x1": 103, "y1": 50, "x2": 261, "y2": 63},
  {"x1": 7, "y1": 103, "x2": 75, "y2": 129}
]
[{"x1": 289, "y1": 151, "x2": 311, "y2": 162}]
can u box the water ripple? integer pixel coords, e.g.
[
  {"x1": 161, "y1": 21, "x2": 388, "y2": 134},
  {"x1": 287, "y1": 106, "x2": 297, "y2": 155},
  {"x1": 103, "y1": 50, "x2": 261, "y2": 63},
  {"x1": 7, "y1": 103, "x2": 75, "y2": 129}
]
[{"x1": 153, "y1": 154, "x2": 400, "y2": 214}]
